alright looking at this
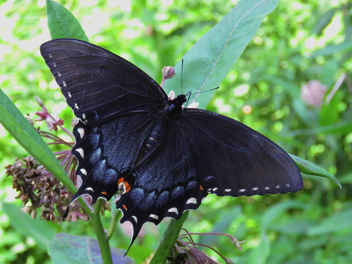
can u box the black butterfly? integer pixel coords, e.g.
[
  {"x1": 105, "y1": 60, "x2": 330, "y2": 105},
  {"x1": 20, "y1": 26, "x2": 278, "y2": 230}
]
[{"x1": 40, "y1": 39, "x2": 303, "y2": 251}]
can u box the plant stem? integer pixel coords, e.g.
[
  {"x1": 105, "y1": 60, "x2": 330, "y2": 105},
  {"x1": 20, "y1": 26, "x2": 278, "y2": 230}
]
[
  {"x1": 90, "y1": 199, "x2": 113, "y2": 264},
  {"x1": 107, "y1": 209, "x2": 121, "y2": 240},
  {"x1": 150, "y1": 211, "x2": 189, "y2": 264}
]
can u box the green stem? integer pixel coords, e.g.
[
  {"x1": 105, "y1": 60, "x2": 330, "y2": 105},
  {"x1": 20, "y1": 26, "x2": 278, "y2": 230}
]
[
  {"x1": 107, "y1": 209, "x2": 121, "y2": 240},
  {"x1": 150, "y1": 211, "x2": 189, "y2": 264},
  {"x1": 90, "y1": 199, "x2": 113, "y2": 264}
]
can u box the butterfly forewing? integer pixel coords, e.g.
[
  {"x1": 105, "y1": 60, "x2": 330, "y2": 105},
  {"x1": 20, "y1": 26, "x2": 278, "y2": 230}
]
[
  {"x1": 182, "y1": 108, "x2": 303, "y2": 196},
  {"x1": 40, "y1": 39, "x2": 167, "y2": 126}
]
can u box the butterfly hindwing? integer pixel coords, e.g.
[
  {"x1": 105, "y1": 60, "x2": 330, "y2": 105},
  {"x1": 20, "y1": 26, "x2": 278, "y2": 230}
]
[
  {"x1": 115, "y1": 119, "x2": 208, "y2": 248},
  {"x1": 182, "y1": 108, "x2": 303, "y2": 197},
  {"x1": 40, "y1": 39, "x2": 167, "y2": 126}
]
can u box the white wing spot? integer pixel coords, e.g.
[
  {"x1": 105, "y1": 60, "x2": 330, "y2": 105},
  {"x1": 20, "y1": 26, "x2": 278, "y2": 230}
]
[
  {"x1": 225, "y1": 189, "x2": 231, "y2": 192},
  {"x1": 186, "y1": 197, "x2": 197, "y2": 204},
  {"x1": 276, "y1": 185, "x2": 280, "y2": 188},
  {"x1": 49, "y1": 54, "x2": 52, "y2": 58},
  {"x1": 149, "y1": 214, "x2": 159, "y2": 220},
  {"x1": 58, "y1": 72, "x2": 62, "y2": 77},
  {"x1": 53, "y1": 62, "x2": 56, "y2": 67},
  {"x1": 286, "y1": 183, "x2": 290, "y2": 187},
  {"x1": 82, "y1": 113, "x2": 86, "y2": 119},
  {"x1": 80, "y1": 168, "x2": 87, "y2": 175},
  {"x1": 85, "y1": 187, "x2": 93, "y2": 191},
  {"x1": 168, "y1": 207, "x2": 178, "y2": 214},
  {"x1": 77, "y1": 127, "x2": 85, "y2": 139},
  {"x1": 252, "y1": 187, "x2": 258, "y2": 191},
  {"x1": 76, "y1": 148, "x2": 84, "y2": 158},
  {"x1": 207, "y1": 188, "x2": 212, "y2": 192},
  {"x1": 239, "y1": 189, "x2": 246, "y2": 192},
  {"x1": 75, "y1": 103, "x2": 79, "y2": 110},
  {"x1": 212, "y1": 188, "x2": 218, "y2": 191},
  {"x1": 68, "y1": 92, "x2": 72, "y2": 98},
  {"x1": 265, "y1": 186, "x2": 270, "y2": 190},
  {"x1": 63, "y1": 81, "x2": 66, "y2": 87},
  {"x1": 132, "y1": 216, "x2": 138, "y2": 223}
]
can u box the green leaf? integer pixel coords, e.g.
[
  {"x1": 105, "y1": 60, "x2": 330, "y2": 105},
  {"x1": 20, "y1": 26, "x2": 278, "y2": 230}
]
[
  {"x1": 265, "y1": 75, "x2": 300, "y2": 98},
  {"x1": 150, "y1": 211, "x2": 189, "y2": 264},
  {"x1": 289, "y1": 154, "x2": 341, "y2": 188},
  {"x1": 319, "y1": 91, "x2": 342, "y2": 127},
  {"x1": 270, "y1": 220, "x2": 315, "y2": 234},
  {"x1": 46, "y1": 0, "x2": 88, "y2": 41},
  {"x1": 297, "y1": 235, "x2": 329, "y2": 251},
  {"x1": 163, "y1": 0, "x2": 279, "y2": 109},
  {"x1": 292, "y1": 99, "x2": 318, "y2": 127},
  {"x1": 312, "y1": 8, "x2": 338, "y2": 36},
  {"x1": 48, "y1": 233, "x2": 135, "y2": 264},
  {"x1": 261, "y1": 201, "x2": 306, "y2": 231},
  {"x1": 2, "y1": 202, "x2": 56, "y2": 249},
  {"x1": 0, "y1": 89, "x2": 75, "y2": 192},
  {"x1": 291, "y1": 122, "x2": 352, "y2": 136},
  {"x1": 248, "y1": 232, "x2": 271, "y2": 264},
  {"x1": 307, "y1": 209, "x2": 352, "y2": 236},
  {"x1": 309, "y1": 39, "x2": 352, "y2": 58}
]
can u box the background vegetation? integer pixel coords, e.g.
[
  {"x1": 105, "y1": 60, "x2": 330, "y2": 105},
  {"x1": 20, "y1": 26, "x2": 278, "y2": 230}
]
[{"x1": 0, "y1": 0, "x2": 351, "y2": 263}]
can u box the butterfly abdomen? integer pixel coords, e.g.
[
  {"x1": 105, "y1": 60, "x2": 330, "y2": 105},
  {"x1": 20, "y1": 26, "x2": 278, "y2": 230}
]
[{"x1": 143, "y1": 122, "x2": 164, "y2": 154}]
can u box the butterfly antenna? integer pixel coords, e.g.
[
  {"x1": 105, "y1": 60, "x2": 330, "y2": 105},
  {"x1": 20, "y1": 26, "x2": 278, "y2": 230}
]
[
  {"x1": 181, "y1": 59, "x2": 184, "y2": 95},
  {"x1": 186, "y1": 91, "x2": 192, "y2": 106},
  {"x1": 196, "y1": 87, "x2": 219, "y2": 95}
]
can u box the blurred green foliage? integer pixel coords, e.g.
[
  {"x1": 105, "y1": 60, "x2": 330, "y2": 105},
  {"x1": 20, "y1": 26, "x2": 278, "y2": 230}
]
[{"x1": 0, "y1": 0, "x2": 351, "y2": 263}]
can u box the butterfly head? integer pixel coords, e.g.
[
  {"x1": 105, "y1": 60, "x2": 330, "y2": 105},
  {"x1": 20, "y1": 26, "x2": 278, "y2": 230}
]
[{"x1": 164, "y1": 94, "x2": 186, "y2": 118}]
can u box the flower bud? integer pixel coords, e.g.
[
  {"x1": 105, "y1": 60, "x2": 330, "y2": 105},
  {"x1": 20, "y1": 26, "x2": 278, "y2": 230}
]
[{"x1": 162, "y1": 66, "x2": 176, "y2": 80}]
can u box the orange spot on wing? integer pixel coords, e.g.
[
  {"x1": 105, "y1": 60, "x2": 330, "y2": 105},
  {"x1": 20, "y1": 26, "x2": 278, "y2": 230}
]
[
  {"x1": 118, "y1": 177, "x2": 124, "y2": 185},
  {"x1": 122, "y1": 204, "x2": 127, "y2": 210},
  {"x1": 101, "y1": 191, "x2": 108, "y2": 195},
  {"x1": 124, "y1": 181, "x2": 131, "y2": 193},
  {"x1": 200, "y1": 185, "x2": 204, "y2": 190}
]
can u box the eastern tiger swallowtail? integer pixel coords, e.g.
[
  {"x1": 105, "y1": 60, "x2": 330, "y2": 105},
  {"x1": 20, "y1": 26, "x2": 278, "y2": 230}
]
[{"x1": 40, "y1": 39, "x2": 303, "y2": 251}]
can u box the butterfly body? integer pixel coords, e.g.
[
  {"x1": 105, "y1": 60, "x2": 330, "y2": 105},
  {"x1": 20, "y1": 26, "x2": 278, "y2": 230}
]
[{"x1": 40, "y1": 39, "x2": 303, "y2": 251}]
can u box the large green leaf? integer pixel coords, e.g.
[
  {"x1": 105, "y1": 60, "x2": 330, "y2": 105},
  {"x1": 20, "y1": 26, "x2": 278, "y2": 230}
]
[
  {"x1": 48, "y1": 233, "x2": 135, "y2": 264},
  {"x1": 0, "y1": 89, "x2": 75, "y2": 192},
  {"x1": 163, "y1": 0, "x2": 279, "y2": 109},
  {"x1": 2, "y1": 202, "x2": 56, "y2": 249},
  {"x1": 46, "y1": 0, "x2": 89, "y2": 41}
]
